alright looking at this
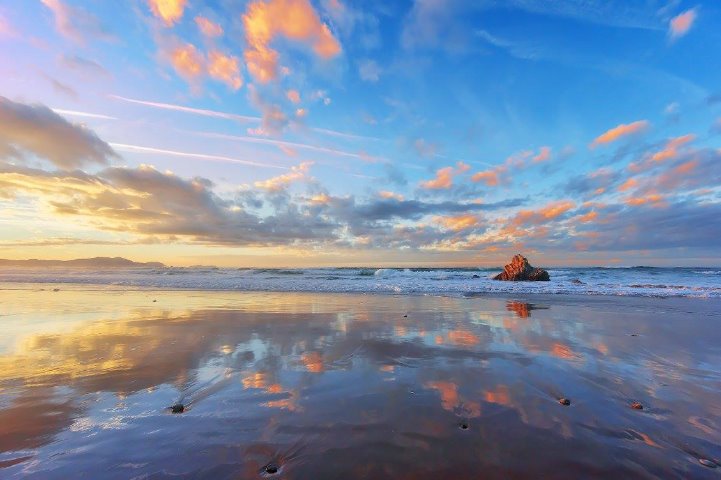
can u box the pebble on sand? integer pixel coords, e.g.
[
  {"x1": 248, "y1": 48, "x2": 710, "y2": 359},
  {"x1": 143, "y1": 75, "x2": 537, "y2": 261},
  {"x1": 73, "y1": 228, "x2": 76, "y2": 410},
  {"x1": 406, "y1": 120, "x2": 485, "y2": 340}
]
[
  {"x1": 631, "y1": 401, "x2": 643, "y2": 410},
  {"x1": 170, "y1": 404, "x2": 185, "y2": 414},
  {"x1": 559, "y1": 398, "x2": 571, "y2": 406}
]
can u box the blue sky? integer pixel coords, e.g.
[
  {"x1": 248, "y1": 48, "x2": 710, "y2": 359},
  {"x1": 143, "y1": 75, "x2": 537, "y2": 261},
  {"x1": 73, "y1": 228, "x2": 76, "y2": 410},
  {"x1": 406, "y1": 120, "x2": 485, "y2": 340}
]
[{"x1": 0, "y1": 0, "x2": 720, "y2": 266}]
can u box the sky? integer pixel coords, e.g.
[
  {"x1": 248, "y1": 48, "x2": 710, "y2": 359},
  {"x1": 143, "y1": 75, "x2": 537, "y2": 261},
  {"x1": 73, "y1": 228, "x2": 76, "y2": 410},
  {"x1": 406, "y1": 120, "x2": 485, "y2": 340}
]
[{"x1": 1, "y1": 0, "x2": 720, "y2": 267}]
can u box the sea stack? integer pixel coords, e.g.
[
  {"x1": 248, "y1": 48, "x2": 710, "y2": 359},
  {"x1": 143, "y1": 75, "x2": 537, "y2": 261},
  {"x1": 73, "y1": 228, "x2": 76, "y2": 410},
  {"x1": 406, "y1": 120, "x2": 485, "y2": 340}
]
[{"x1": 493, "y1": 254, "x2": 550, "y2": 281}]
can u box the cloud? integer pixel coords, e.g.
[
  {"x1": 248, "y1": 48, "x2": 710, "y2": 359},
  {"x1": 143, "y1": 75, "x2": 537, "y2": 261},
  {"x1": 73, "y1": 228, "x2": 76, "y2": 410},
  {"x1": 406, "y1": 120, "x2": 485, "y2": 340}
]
[
  {"x1": 195, "y1": 16, "x2": 223, "y2": 37},
  {"x1": 358, "y1": 59, "x2": 381, "y2": 82},
  {"x1": 0, "y1": 163, "x2": 337, "y2": 246},
  {"x1": 41, "y1": 0, "x2": 113, "y2": 44},
  {"x1": 628, "y1": 134, "x2": 696, "y2": 172},
  {"x1": 208, "y1": 50, "x2": 243, "y2": 90},
  {"x1": 434, "y1": 214, "x2": 480, "y2": 231},
  {"x1": 669, "y1": 8, "x2": 697, "y2": 39},
  {"x1": 511, "y1": 200, "x2": 576, "y2": 226},
  {"x1": 147, "y1": 0, "x2": 187, "y2": 26},
  {"x1": 166, "y1": 42, "x2": 204, "y2": 81},
  {"x1": 46, "y1": 76, "x2": 77, "y2": 99},
  {"x1": 413, "y1": 138, "x2": 438, "y2": 158},
  {"x1": 247, "y1": 85, "x2": 289, "y2": 136},
  {"x1": 564, "y1": 167, "x2": 622, "y2": 196},
  {"x1": 110, "y1": 143, "x2": 285, "y2": 169},
  {"x1": 470, "y1": 151, "x2": 529, "y2": 187},
  {"x1": 532, "y1": 146, "x2": 551, "y2": 163},
  {"x1": 420, "y1": 162, "x2": 470, "y2": 190},
  {"x1": 286, "y1": 90, "x2": 301, "y2": 104},
  {"x1": 242, "y1": 0, "x2": 341, "y2": 83},
  {"x1": 254, "y1": 162, "x2": 313, "y2": 191},
  {"x1": 59, "y1": 54, "x2": 110, "y2": 76},
  {"x1": 110, "y1": 95, "x2": 259, "y2": 123},
  {"x1": 590, "y1": 120, "x2": 649, "y2": 148},
  {"x1": 0, "y1": 96, "x2": 117, "y2": 170},
  {"x1": 0, "y1": 11, "x2": 16, "y2": 37}
]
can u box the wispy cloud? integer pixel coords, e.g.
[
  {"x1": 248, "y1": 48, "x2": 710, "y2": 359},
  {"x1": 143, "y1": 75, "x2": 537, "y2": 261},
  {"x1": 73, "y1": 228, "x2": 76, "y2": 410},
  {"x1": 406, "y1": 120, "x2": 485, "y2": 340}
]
[
  {"x1": 41, "y1": 0, "x2": 113, "y2": 44},
  {"x1": 109, "y1": 143, "x2": 286, "y2": 169},
  {"x1": 109, "y1": 95, "x2": 259, "y2": 122},
  {"x1": 51, "y1": 109, "x2": 117, "y2": 120},
  {"x1": 195, "y1": 132, "x2": 385, "y2": 162}
]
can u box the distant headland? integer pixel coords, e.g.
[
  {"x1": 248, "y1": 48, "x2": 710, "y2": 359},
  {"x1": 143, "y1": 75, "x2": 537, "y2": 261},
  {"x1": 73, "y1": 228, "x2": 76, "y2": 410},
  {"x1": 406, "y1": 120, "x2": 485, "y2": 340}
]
[{"x1": 0, "y1": 257, "x2": 165, "y2": 268}]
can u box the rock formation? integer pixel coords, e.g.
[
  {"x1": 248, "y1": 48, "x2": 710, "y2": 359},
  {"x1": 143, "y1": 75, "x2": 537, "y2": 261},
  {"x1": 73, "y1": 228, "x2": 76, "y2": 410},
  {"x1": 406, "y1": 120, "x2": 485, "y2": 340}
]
[{"x1": 493, "y1": 254, "x2": 550, "y2": 281}]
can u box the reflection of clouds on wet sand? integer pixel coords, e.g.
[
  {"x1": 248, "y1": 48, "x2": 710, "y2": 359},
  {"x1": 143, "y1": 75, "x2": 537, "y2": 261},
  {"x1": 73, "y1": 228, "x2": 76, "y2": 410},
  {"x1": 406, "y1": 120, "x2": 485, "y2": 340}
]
[{"x1": 0, "y1": 289, "x2": 720, "y2": 478}]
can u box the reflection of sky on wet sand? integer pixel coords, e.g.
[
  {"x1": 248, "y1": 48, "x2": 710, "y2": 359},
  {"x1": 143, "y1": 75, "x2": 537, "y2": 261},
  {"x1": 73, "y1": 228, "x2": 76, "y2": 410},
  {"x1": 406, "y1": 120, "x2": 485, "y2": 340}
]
[{"x1": 1, "y1": 286, "x2": 720, "y2": 478}]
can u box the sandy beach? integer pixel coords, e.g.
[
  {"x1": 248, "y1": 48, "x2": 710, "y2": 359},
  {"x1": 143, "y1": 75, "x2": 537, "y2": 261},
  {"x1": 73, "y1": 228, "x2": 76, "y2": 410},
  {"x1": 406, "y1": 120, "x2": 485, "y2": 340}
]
[{"x1": 0, "y1": 286, "x2": 719, "y2": 478}]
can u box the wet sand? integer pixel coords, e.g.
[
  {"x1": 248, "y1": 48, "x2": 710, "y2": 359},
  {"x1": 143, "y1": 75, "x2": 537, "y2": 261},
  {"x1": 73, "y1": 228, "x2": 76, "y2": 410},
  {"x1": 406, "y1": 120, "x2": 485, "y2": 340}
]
[{"x1": 0, "y1": 286, "x2": 720, "y2": 479}]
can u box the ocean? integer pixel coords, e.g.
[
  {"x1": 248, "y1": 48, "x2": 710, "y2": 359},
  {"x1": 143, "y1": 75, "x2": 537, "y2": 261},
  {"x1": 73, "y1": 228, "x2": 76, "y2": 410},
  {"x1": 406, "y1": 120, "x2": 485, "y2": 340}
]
[{"x1": 1, "y1": 266, "x2": 720, "y2": 297}]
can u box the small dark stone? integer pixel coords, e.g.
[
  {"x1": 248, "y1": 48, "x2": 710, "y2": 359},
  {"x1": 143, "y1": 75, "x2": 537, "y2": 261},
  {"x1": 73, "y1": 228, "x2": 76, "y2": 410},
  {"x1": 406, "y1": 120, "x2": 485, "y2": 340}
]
[
  {"x1": 699, "y1": 458, "x2": 717, "y2": 468},
  {"x1": 170, "y1": 403, "x2": 184, "y2": 414},
  {"x1": 53, "y1": 288, "x2": 60, "y2": 292},
  {"x1": 459, "y1": 422, "x2": 469, "y2": 430},
  {"x1": 472, "y1": 274, "x2": 480, "y2": 279},
  {"x1": 559, "y1": 398, "x2": 571, "y2": 406},
  {"x1": 630, "y1": 334, "x2": 638, "y2": 337},
  {"x1": 403, "y1": 314, "x2": 407, "y2": 318},
  {"x1": 264, "y1": 464, "x2": 279, "y2": 474},
  {"x1": 631, "y1": 401, "x2": 643, "y2": 410},
  {"x1": 152, "y1": 299, "x2": 157, "y2": 302}
]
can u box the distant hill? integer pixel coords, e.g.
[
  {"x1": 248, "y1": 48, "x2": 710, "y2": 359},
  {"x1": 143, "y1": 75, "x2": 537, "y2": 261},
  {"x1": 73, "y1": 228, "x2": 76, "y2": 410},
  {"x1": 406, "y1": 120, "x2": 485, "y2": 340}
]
[{"x1": 0, "y1": 257, "x2": 165, "y2": 268}]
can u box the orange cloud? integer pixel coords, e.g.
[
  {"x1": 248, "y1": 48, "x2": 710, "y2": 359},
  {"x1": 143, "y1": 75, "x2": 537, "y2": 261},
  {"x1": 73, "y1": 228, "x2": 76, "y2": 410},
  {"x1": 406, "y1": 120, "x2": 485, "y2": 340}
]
[
  {"x1": 625, "y1": 194, "x2": 664, "y2": 207},
  {"x1": 195, "y1": 16, "x2": 223, "y2": 37},
  {"x1": 378, "y1": 190, "x2": 404, "y2": 201},
  {"x1": 208, "y1": 50, "x2": 243, "y2": 90},
  {"x1": 512, "y1": 200, "x2": 575, "y2": 226},
  {"x1": 422, "y1": 166, "x2": 453, "y2": 189},
  {"x1": 169, "y1": 43, "x2": 204, "y2": 80},
  {"x1": 471, "y1": 169, "x2": 500, "y2": 186},
  {"x1": 286, "y1": 89, "x2": 301, "y2": 104},
  {"x1": 651, "y1": 134, "x2": 695, "y2": 162},
  {"x1": 435, "y1": 214, "x2": 480, "y2": 232},
  {"x1": 617, "y1": 178, "x2": 637, "y2": 192},
  {"x1": 420, "y1": 161, "x2": 469, "y2": 190},
  {"x1": 148, "y1": 0, "x2": 187, "y2": 26},
  {"x1": 242, "y1": 0, "x2": 341, "y2": 83},
  {"x1": 590, "y1": 120, "x2": 649, "y2": 148},
  {"x1": 669, "y1": 9, "x2": 697, "y2": 39},
  {"x1": 254, "y1": 161, "x2": 312, "y2": 191},
  {"x1": 576, "y1": 210, "x2": 598, "y2": 223}
]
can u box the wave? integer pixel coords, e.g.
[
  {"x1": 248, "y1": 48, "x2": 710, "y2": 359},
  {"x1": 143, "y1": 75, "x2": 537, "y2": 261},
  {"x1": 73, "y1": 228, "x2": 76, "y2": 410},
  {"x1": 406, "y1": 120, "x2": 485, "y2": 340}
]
[{"x1": 1, "y1": 266, "x2": 719, "y2": 298}]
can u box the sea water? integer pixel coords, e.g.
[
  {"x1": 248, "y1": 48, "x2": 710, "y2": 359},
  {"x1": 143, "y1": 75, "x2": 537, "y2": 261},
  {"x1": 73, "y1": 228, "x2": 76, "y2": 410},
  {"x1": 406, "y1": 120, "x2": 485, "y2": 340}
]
[{"x1": 1, "y1": 266, "x2": 719, "y2": 297}]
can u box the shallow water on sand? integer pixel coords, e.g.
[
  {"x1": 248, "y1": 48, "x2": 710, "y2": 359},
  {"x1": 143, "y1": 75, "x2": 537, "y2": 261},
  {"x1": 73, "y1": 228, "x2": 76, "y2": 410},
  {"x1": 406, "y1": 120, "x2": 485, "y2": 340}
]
[{"x1": 1, "y1": 287, "x2": 720, "y2": 479}]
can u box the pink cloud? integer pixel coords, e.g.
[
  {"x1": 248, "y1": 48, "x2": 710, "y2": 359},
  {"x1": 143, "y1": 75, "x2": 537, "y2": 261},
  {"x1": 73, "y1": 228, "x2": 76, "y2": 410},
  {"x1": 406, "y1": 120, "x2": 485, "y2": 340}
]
[
  {"x1": 532, "y1": 146, "x2": 551, "y2": 163},
  {"x1": 195, "y1": 16, "x2": 223, "y2": 37},
  {"x1": 669, "y1": 9, "x2": 697, "y2": 39}
]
